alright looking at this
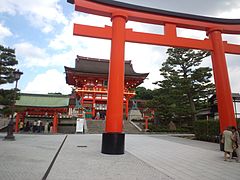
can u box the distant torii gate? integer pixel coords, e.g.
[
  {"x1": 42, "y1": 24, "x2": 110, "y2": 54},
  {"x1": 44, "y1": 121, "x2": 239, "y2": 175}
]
[{"x1": 68, "y1": 0, "x2": 240, "y2": 154}]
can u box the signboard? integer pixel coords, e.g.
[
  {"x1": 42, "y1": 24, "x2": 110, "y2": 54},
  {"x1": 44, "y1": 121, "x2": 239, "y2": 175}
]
[{"x1": 76, "y1": 118, "x2": 84, "y2": 133}]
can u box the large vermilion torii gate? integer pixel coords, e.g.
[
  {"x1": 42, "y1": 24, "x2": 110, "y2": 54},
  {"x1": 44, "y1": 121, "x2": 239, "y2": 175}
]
[{"x1": 68, "y1": 0, "x2": 240, "y2": 154}]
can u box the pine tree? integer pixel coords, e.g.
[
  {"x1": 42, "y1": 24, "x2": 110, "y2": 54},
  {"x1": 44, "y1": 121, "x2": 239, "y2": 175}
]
[
  {"x1": 154, "y1": 48, "x2": 215, "y2": 124},
  {"x1": 0, "y1": 45, "x2": 18, "y2": 115}
]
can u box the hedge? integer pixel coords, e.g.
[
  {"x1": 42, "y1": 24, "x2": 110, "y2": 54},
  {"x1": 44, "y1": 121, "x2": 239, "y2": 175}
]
[
  {"x1": 193, "y1": 120, "x2": 220, "y2": 142},
  {"x1": 148, "y1": 124, "x2": 192, "y2": 133}
]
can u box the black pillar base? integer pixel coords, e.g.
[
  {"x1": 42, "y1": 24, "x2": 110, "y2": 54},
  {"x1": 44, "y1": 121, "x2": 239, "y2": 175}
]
[{"x1": 101, "y1": 132, "x2": 125, "y2": 155}]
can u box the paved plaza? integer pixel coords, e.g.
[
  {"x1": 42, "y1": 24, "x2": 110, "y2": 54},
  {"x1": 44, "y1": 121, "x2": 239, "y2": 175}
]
[{"x1": 0, "y1": 133, "x2": 240, "y2": 180}]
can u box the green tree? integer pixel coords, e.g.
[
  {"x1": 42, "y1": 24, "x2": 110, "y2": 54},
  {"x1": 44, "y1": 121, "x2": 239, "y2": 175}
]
[
  {"x1": 153, "y1": 48, "x2": 214, "y2": 124},
  {"x1": 0, "y1": 45, "x2": 18, "y2": 115},
  {"x1": 134, "y1": 87, "x2": 153, "y2": 100}
]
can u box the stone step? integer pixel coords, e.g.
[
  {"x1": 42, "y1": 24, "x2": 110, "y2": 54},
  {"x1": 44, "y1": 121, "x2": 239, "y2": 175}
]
[
  {"x1": 58, "y1": 125, "x2": 76, "y2": 134},
  {"x1": 86, "y1": 120, "x2": 105, "y2": 134},
  {"x1": 57, "y1": 119, "x2": 142, "y2": 134},
  {"x1": 86, "y1": 120, "x2": 142, "y2": 134}
]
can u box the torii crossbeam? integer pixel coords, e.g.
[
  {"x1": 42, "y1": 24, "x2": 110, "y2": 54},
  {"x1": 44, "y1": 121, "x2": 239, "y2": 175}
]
[{"x1": 68, "y1": 0, "x2": 240, "y2": 154}]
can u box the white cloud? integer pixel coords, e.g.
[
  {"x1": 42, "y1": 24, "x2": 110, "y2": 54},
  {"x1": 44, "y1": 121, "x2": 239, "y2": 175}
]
[
  {"x1": 13, "y1": 42, "x2": 49, "y2": 67},
  {"x1": 0, "y1": 0, "x2": 67, "y2": 33},
  {"x1": 217, "y1": 7, "x2": 240, "y2": 19},
  {"x1": 49, "y1": 13, "x2": 111, "y2": 50},
  {"x1": 13, "y1": 42, "x2": 76, "y2": 68},
  {"x1": 177, "y1": 28, "x2": 207, "y2": 40},
  {"x1": 0, "y1": 22, "x2": 12, "y2": 42},
  {"x1": 23, "y1": 69, "x2": 71, "y2": 94},
  {"x1": 125, "y1": 43, "x2": 167, "y2": 89},
  {"x1": 226, "y1": 54, "x2": 240, "y2": 93}
]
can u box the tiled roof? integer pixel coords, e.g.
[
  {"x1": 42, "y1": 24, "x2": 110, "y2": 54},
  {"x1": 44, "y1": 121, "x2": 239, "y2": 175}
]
[
  {"x1": 15, "y1": 93, "x2": 70, "y2": 108},
  {"x1": 65, "y1": 56, "x2": 149, "y2": 77}
]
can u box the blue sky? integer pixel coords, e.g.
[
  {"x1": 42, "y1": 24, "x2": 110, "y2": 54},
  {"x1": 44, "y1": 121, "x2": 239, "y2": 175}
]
[{"x1": 1, "y1": 0, "x2": 240, "y2": 103}]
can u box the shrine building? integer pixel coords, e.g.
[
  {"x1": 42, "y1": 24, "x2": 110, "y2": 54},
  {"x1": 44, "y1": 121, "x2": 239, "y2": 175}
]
[
  {"x1": 64, "y1": 56, "x2": 149, "y2": 119},
  {"x1": 14, "y1": 93, "x2": 73, "y2": 133}
]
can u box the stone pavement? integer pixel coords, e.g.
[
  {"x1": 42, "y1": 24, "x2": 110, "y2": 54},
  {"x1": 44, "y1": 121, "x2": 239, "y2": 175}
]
[{"x1": 0, "y1": 133, "x2": 240, "y2": 180}]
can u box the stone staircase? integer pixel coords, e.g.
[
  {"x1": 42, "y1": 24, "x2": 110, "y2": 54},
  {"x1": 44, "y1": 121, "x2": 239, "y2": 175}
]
[
  {"x1": 57, "y1": 119, "x2": 142, "y2": 134},
  {"x1": 86, "y1": 120, "x2": 105, "y2": 134},
  {"x1": 123, "y1": 120, "x2": 142, "y2": 134},
  {"x1": 58, "y1": 125, "x2": 76, "y2": 134},
  {"x1": 86, "y1": 120, "x2": 142, "y2": 134}
]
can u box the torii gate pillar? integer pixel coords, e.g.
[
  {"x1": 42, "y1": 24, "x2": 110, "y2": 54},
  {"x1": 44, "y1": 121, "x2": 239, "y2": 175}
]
[
  {"x1": 101, "y1": 13, "x2": 127, "y2": 155},
  {"x1": 208, "y1": 29, "x2": 237, "y2": 132}
]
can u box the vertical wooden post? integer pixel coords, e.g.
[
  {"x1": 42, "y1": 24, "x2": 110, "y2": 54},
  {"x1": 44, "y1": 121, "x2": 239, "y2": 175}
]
[
  {"x1": 52, "y1": 113, "x2": 58, "y2": 133},
  {"x1": 92, "y1": 93, "x2": 96, "y2": 118},
  {"x1": 208, "y1": 28, "x2": 237, "y2": 132},
  {"x1": 15, "y1": 113, "x2": 20, "y2": 133},
  {"x1": 145, "y1": 116, "x2": 149, "y2": 131},
  {"x1": 102, "y1": 12, "x2": 127, "y2": 155}
]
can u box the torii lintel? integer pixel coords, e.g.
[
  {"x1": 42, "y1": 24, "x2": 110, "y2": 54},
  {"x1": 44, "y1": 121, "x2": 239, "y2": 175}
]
[{"x1": 70, "y1": 0, "x2": 240, "y2": 54}]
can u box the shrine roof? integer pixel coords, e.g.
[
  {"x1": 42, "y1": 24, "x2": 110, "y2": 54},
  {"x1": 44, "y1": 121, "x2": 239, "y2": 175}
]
[
  {"x1": 15, "y1": 93, "x2": 70, "y2": 108},
  {"x1": 64, "y1": 56, "x2": 149, "y2": 78}
]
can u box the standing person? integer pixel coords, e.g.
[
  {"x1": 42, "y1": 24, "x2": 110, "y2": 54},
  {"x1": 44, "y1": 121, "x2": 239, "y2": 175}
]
[
  {"x1": 44, "y1": 121, "x2": 49, "y2": 133},
  {"x1": 49, "y1": 122, "x2": 53, "y2": 133},
  {"x1": 96, "y1": 111, "x2": 100, "y2": 120},
  {"x1": 37, "y1": 119, "x2": 41, "y2": 133},
  {"x1": 33, "y1": 120, "x2": 37, "y2": 133},
  {"x1": 25, "y1": 121, "x2": 30, "y2": 132},
  {"x1": 19, "y1": 121, "x2": 24, "y2": 131},
  {"x1": 231, "y1": 126, "x2": 240, "y2": 162},
  {"x1": 222, "y1": 126, "x2": 233, "y2": 161},
  {"x1": 40, "y1": 121, "x2": 43, "y2": 133},
  {"x1": 48, "y1": 122, "x2": 51, "y2": 133}
]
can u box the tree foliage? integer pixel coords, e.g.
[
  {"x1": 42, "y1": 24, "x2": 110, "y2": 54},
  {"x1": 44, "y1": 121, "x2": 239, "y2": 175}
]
[
  {"x1": 152, "y1": 48, "x2": 215, "y2": 125},
  {"x1": 0, "y1": 45, "x2": 18, "y2": 115},
  {"x1": 0, "y1": 45, "x2": 18, "y2": 85},
  {"x1": 134, "y1": 87, "x2": 154, "y2": 100}
]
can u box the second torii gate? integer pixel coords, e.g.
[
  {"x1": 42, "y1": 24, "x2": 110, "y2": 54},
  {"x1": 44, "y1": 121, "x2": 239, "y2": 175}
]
[{"x1": 68, "y1": 0, "x2": 240, "y2": 154}]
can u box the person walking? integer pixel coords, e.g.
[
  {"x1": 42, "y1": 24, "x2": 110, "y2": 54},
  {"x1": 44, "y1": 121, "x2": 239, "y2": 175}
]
[
  {"x1": 33, "y1": 120, "x2": 37, "y2": 133},
  {"x1": 37, "y1": 119, "x2": 41, "y2": 133},
  {"x1": 44, "y1": 121, "x2": 49, "y2": 133},
  {"x1": 222, "y1": 126, "x2": 233, "y2": 161},
  {"x1": 231, "y1": 126, "x2": 240, "y2": 162},
  {"x1": 19, "y1": 121, "x2": 24, "y2": 131}
]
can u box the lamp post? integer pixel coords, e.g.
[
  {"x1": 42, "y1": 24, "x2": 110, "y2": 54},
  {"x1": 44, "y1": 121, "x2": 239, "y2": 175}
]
[{"x1": 4, "y1": 69, "x2": 23, "y2": 141}]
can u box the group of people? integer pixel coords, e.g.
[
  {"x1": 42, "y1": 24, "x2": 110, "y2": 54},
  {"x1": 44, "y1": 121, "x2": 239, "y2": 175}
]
[
  {"x1": 18, "y1": 120, "x2": 53, "y2": 133},
  {"x1": 93, "y1": 111, "x2": 106, "y2": 120},
  {"x1": 222, "y1": 126, "x2": 240, "y2": 162}
]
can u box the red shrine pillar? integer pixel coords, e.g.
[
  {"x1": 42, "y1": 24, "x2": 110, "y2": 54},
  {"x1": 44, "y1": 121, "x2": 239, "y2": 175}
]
[
  {"x1": 80, "y1": 94, "x2": 84, "y2": 118},
  {"x1": 52, "y1": 113, "x2": 58, "y2": 133},
  {"x1": 125, "y1": 98, "x2": 129, "y2": 120},
  {"x1": 101, "y1": 12, "x2": 127, "y2": 154},
  {"x1": 144, "y1": 116, "x2": 149, "y2": 131},
  {"x1": 208, "y1": 28, "x2": 237, "y2": 133},
  {"x1": 92, "y1": 93, "x2": 96, "y2": 118},
  {"x1": 15, "y1": 113, "x2": 20, "y2": 133}
]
